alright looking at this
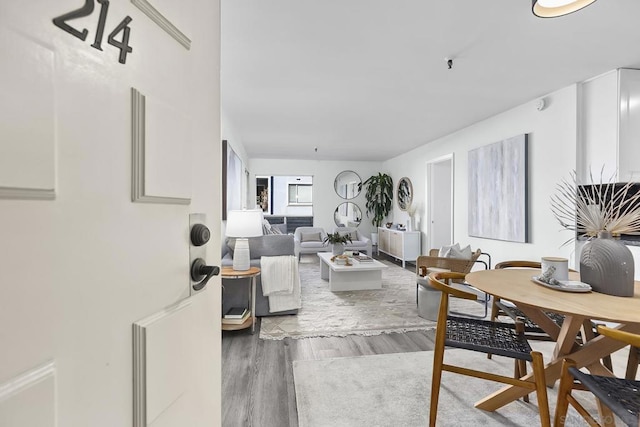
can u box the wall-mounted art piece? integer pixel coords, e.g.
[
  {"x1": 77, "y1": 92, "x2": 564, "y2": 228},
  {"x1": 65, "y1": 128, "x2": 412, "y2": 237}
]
[
  {"x1": 468, "y1": 134, "x2": 529, "y2": 243},
  {"x1": 222, "y1": 140, "x2": 243, "y2": 220}
]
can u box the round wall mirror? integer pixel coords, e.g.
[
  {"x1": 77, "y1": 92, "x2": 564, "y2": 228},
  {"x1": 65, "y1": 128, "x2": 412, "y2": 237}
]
[
  {"x1": 334, "y1": 202, "x2": 362, "y2": 227},
  {"x1": 397, "y1": 177, "x2": 413, "y2": 211},
  {"x1": 334, "y1": 170, "x2": 362, "y2": 200}
]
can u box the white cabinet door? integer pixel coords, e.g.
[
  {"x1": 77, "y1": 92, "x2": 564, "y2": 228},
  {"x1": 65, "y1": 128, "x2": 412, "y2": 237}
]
[{"x1": 618, "y1": 69, "x2": 640, "y2": 181}]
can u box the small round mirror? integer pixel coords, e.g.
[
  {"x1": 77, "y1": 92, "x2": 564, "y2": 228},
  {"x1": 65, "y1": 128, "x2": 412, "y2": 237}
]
[
  {"x1": 334, "y1": 202, "x2": 362, "y2": 227},
  {"x1": 334, "y1": 170, "x2": 362, "y2": 200},
  {"x1": 397, "y1": 177, "x2": 413, "y2": 211}
]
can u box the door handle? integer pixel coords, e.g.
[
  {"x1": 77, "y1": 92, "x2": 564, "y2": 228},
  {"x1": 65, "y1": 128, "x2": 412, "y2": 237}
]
[{"x1": 191, "y1": 258, "x2": 220, "y2": 291}]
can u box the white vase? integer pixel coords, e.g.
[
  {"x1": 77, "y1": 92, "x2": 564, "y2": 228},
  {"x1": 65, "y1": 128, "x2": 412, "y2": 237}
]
[
  {"x1": 370, "y1": 232, "x2": 378, "y2": 246},
  {"x1": 332, "y1": 243, "x2": 345, "y2": 255}
]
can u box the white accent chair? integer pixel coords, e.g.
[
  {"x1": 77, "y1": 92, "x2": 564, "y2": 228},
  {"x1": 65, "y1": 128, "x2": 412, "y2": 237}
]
[
  {"x1": 333, "y1": 227, "x2": 372, "y2": 256},
  {"x1": 294, "y1": 227, "x2": 330, "y2": 259}
]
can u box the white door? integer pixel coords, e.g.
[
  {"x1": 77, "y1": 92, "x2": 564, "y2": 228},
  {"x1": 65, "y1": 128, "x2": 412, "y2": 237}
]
[
  {"x1": 0, "y1": 2, "x2": 221, "y2": 426},
  {"x1": 427, "y1": 155, "x2": 454, "y2": 250}
]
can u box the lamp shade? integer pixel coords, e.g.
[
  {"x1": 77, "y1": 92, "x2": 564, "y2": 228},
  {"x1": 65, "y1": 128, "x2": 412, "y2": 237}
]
[
  {"x1": 226, "y1": 209, "x2": 264, "y2": 238},
  {"x1": 532, "y1": 0, "x2": 597, "y2": 18}
]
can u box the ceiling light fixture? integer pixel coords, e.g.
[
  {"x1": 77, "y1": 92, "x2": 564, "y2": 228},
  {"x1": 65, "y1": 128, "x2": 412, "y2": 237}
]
[{"x1": 532, "y1": 0, "x2": 597, "y2": 18}]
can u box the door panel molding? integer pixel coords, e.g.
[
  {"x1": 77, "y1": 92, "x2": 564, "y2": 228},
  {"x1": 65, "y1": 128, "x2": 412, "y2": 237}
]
[
  {"x1": 133, "y1": 298, "x2": 195, "y2": 427},
  {"x1": 131, "y1": 0, "x2": 191, "y2": 49},
  {"x1": 131, "y1": 88, "x2": 191, "y2": 205},
  {"x1": 0, "y1": 361, "x2": 56, "y2": 427}
]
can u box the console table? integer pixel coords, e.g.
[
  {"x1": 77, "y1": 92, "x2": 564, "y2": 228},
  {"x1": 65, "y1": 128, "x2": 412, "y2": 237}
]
[{"x1": 377, "y1": 227, "x2": 420, "y2": 268}]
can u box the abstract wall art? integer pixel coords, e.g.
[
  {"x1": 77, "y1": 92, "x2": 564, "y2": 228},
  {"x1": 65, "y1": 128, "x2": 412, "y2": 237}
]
[
  {"x1": 222, "y1": 140, "x2": 243, "y2": 220},
  {"x1": 468, "y1": 134, "x2": 529, "y2": 242}
]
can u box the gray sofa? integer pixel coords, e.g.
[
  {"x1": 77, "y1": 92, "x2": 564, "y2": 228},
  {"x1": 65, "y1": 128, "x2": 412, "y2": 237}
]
[{"x1": 222, "y1": 234, "x2": 298, "y2": 317}]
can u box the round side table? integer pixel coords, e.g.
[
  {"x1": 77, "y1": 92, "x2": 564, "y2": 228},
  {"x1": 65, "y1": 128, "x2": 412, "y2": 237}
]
[{"x1": 221, "y1": 266, "x2": 261, "y2": 334}]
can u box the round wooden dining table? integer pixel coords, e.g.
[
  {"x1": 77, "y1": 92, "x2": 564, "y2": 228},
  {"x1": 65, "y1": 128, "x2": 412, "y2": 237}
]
[{"x1": 466, "y1": 268, "x2": 640, "y2": 426}]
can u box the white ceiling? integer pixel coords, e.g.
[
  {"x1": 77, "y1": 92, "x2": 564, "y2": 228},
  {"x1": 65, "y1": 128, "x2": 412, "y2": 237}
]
[{"x1": 221, "y1": 0, "x2": 640, "y2": 161}]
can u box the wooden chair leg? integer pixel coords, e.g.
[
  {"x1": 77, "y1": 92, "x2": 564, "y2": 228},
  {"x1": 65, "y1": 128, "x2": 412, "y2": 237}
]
[
  {"x1": 531, "y1": 351, "x2": 550, "y2": 427},
  {"x1": 487, "y1": 299, "x2": 501, "y2": 360},
  {"x1": 553, "y1": 359, "x2": 575, "y2": 427},
  {"x1": 515, "y1": 359, "x2": 530, "y2": 403},
  {"x1": 514, "y1": 321, "x2": 531, "y2": 403},
  {"x1": 429, "y1": 339, "x2": 445, "y2": 427},
  {"x1": 583, "y1": 320, "x2": 614, "y2": 373},
  {"x1": 626, "y1": 346, "x2": 639, "y2": 380}
]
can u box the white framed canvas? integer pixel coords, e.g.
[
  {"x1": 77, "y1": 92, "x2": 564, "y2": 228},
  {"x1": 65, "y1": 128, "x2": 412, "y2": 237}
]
[
  {"x1": 222, "y1": 140, "x2": 243, "y2": 220},
  {"x1": 468, "y1": 134, "x2": 529, "y2": 243}
]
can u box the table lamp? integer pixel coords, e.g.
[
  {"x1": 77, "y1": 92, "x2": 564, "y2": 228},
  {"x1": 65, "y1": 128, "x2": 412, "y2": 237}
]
[{"x1": 226, "y1": 209, "x2": 264, "y2": 270}]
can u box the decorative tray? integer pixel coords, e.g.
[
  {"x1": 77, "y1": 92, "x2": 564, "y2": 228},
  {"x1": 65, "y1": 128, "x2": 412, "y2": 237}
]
[
  {"x1": 331, "y1": 255, "x2": 352, "y2": 266},
  {"x1": 531, "y1": 276, "x2": 592, "y2": 293}
]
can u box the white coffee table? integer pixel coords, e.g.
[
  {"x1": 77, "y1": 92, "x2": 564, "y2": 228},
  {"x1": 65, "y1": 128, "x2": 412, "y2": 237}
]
[{"x1": 317, "y1": 252, "x2": 388, "y2": 291}]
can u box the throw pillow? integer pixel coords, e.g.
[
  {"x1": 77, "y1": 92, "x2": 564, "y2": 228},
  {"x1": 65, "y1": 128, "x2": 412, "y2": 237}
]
[
  {"x1": 301, "y1": 232, "x2": 321, "y2": 242},
  {"x1": 262, "y1": 219, "x2": 273, "y2": 235},
  {"x1": 270, "y1": 225, "x2": 284, "y2": 235},
  {"x1": 438, "y1": 243, "x2": 460, "y2": 258},
  {"x1": 447, "y1": 244, "x2": 473, "y2": 260}
]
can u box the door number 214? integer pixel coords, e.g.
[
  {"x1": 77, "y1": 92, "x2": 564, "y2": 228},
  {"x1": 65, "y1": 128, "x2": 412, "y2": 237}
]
[{"x1": 53, "y1": 0, "x2": 132, "y2": 64}]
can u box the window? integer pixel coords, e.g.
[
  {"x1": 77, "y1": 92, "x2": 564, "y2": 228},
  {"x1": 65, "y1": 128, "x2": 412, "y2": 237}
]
[{"x1": 288, "y1": 184, "x2": 312, "y2": 205}]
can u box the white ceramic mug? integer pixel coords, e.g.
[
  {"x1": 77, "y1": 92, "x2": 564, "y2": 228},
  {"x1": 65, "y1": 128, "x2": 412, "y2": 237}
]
[{"x1": 541, "y1": 257, "x2": 569, "y2": 281}]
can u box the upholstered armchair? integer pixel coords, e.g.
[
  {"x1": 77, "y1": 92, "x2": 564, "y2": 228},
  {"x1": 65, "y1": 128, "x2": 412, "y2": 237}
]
[
  {"x1": 293, "y1": 227, "x2": 330, "y2": 259},
  {"x1": 333, "y1": 227, "x2": 372, "y2": 255}
]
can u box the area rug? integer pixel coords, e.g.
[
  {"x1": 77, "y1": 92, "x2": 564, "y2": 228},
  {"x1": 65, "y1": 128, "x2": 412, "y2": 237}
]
[
  {"x1": 293, "y1": 346, "x2": 605, "y2": 427},
  {"x1": 259, "y1": 256, "x2": 487, "y2": 340}
]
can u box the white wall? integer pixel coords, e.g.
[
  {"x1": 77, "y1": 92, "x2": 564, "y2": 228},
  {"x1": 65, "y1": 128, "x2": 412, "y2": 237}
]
[
  {"x1": 249, "y1": 159, "x2": 384, "y2": 237},
  {"x1": 0, "y1": 2, "x2": 221, "y2": 426},
  {"x1": 384, "y1": 85, "x2": 579, "y2": 267}
]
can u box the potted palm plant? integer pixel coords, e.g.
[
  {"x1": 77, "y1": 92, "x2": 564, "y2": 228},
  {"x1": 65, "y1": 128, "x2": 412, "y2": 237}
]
[
  {"x1": 323, "y1": 232, "x2": 353, "y2": 255},
  {"x1": 362, "y1": 173, "x2": 394, "y2": 245}
]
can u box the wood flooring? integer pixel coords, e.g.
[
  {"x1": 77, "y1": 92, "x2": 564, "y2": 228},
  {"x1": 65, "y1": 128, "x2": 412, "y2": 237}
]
[
  {"x1": 221, "y1": 254, "x2": 430, "y2": 427},
  {"x1": 221, "y1": 325, "x2": 435, "y2": 427}
]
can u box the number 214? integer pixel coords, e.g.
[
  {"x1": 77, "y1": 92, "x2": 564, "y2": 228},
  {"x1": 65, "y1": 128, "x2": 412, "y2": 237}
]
[{"x1": 53, "y1": 0, "x2": 132, "y2": 64}]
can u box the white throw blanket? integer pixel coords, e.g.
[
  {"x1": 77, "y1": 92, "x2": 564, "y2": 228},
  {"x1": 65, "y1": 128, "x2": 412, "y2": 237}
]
[{"x1": 260, "y1": 255, "x2": 301, "y2": 313}]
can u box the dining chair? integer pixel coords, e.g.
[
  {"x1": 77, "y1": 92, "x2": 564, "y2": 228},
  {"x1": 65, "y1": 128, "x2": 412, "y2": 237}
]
[
  {"x1": 554, "y1": 326, "x2": 640, "y2": 427},
  {"x1": 416, "y1": 249, "x2": 491, "y2": 319},
  {"x1": 419, "y1": 248, "x2": 483, "y2": 275},
  {"x1": 626, "y1": 346, "x2": 639, "y2": 380},
  {"x1": 490, "y1": 260, "x2": 568, "y2": 340},
  {"x1": 490, "y1": 260, "x2": 614, "y2": 375},
  {"x1": 427, "y1": 271, "x2": 551, "y2": 427}
]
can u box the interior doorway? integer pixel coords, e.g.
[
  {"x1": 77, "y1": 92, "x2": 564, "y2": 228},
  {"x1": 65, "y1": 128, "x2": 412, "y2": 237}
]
[
  {"x1": 256, "y1": 176, "x2": 270, "y2": 212},
  {"x1": 426, "y1": 154, "x2": 454, "y2": 250}
]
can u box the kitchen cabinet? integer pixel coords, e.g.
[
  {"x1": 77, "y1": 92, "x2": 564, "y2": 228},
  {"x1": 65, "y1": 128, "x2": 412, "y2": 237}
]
[{"x1": 581, "y1": 68, "x2": 640, "y2": 182}]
